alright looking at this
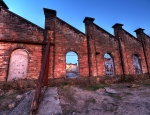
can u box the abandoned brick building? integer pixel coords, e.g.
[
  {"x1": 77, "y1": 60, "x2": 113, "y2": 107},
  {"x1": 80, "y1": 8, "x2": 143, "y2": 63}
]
[{"x1": 0, "y1": 1, "x2": 150, "y2": 83}]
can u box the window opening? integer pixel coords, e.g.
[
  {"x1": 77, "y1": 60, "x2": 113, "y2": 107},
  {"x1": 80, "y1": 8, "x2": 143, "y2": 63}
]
[
  {"x1": 66, "y1": 51, "x2": 79, "y2": 78},
  {"x1": 104, "y1": 53, "x2": 115, "y2": 76}
]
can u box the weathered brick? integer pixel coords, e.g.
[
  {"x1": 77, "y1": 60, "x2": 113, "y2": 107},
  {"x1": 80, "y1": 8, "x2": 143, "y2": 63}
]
[{"x1": 0, "y1": 3, "x2": 150, "y2": 83}]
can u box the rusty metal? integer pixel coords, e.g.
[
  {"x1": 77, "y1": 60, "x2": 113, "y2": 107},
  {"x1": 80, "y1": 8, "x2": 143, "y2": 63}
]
[
  {"x1": 87, "y1": 35, "x2": 91, "y2": 84},
  {"x1": 44, "y1": 49, "x2": 50, "y2": 86},
  {"x1": 30, "y1": 42, "x2": 50, "y2": 114}
]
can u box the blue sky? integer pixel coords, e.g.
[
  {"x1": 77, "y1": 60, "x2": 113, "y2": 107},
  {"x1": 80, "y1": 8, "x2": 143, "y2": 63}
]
[
  {"x1": 4, "y1": 0, "x2": 150, "y2": 36},
  {"x1": 4, "y1": 0, "x2": 150, "y2": 64}
]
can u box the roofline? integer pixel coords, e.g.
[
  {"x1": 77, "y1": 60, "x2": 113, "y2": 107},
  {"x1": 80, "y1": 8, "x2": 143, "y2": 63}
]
[
  {"x1": 1, "y1": 7, "x2": 44, "y2": 31},
  {"x1": 122, "y1": 29, "x2": 141, "y2": 42},
  {"x1": 56, "y1": 17, "x2": 86, "y2": 36},
  {"x1": 93, "y1": 23, "x2": 117, "y2": 40},
  {"x1": 0, "y1": 0, "x2": 9, "y2": 9}
]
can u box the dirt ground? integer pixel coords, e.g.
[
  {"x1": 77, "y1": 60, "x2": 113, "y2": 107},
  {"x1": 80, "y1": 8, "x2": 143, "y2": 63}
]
[
  {"x1": 58, "y1": 80, "x2": 150, "y2": 115},
  {"x1": 0, "y1": 79, "x2": 150, "y2": 115}
]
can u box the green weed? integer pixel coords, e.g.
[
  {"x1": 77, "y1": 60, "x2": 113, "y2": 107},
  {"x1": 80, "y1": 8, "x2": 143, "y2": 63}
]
[{"x1": 87, "y1": 83, "x2": 106, "y2": 91}]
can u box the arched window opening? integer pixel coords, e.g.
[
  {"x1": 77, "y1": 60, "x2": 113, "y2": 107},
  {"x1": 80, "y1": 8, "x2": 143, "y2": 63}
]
[
  {"x1": 7, "y1": 49, "x2": 29, "y2": 81},
  {"x1": 133, "y1": 54, "x2": 142, "y2": 74},
  {"x1": 66, "y1": 51, "x2": 79, "y2": 78},
  {"x1": 104, "y1": 53, "x2": 115, "y2": 76}
]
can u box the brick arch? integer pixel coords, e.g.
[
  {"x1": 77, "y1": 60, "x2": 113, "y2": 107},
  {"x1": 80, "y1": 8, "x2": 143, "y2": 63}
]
[
  {"x1": 102, "y1": 52, "x2": 115, "y2": 59},
  {"x1": 102, "y1": 52, "x2": 115, "y2": 65},
  {"x1": 65, "y1": 48, "x2": 79, "y2": 55},
  {"x1": 131, "y1": 53, "x2": 142, "y2": 59},
  {"x1": 65, "y1": 49, "x2": 80, "y2": 64},
  {"x1": 4, "y1": 44, "x2": 33, "y2": 81},
  {"x1": 65, "y1": 50, "x2": 79, "y2": 78},
  {"x1": 5, "y1": 44, "x2": 33, "y2": 56}
]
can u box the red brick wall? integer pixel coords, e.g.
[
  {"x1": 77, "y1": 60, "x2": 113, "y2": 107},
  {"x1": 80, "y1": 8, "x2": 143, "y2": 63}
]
[
  {"x1": 53, "y1": 18, "x2": 88, "y2": 78},
  {"x1": 0, "y1": 8, "x2": 44, "y2": 81},
  {"x1": 44, "y1": 9, "x2": 89, "y2": 79},
  {"x1": 143, "y1": 34, "x2": 150, "y2": 73},
  {"x1": 0, "y1": 8, "x2": 44, "y2": 42},
  {"x1": 0, "y1": 43, "x2": 42, "y2": 81},
  {"x1": 113, "y1": 25, "x2": 148, "y2": 75},
  {"x1": 94, "y1": 26, "x2": 122, "y2": 76},
  {"x1": 122, "y1": 31, "x2": 147, "y2": 74},
  {"x1": 84, "y1": 18, "x2": 122, "y2": 77},
  {"x1": 0, "y1": 6, "x2": 150, "y2": 82}
]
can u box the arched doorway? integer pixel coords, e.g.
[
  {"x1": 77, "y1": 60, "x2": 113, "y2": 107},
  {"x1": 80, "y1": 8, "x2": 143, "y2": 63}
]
[
  {"x1": 66, "y1": 51, "x2": 79, "y2": 78},
  {"x1": 104, "y1": 53, "x2": 115, "y2": 76},
  {"x1": 7, "y1": 49, "x2": 29, "y2": 81},
  {"x1": 133, "y1": 54, "x2": 142, "y2": 74}
]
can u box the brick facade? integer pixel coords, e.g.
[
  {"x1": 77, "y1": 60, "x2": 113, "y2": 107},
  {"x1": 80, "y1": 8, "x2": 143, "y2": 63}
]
[{"x1": 0, "y1": 1, "x2": 150, "y2": 82}]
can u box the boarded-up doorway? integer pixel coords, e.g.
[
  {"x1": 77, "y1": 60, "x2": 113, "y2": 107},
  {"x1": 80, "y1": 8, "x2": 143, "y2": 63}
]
[{"x1": 7, "y1": 49, "x2": 29, "y2": 81}]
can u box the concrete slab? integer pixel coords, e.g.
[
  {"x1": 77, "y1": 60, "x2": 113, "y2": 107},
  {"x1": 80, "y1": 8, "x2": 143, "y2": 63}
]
[
  {"x1": 9, "y1": 90, "x2": 34, "y2": 115},
  {"x1": 36, "y1": 87, "x2": 62, "y2": 115},
  {"x1": 104, "y1": 87, "x2": 119, "y2": 94},
  {"x1": 66, "y1": 72, "x2": 78, "y2": 78}
]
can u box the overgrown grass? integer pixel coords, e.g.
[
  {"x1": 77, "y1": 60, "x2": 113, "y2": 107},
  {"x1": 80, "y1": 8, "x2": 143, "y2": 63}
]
[
  {"x1": 0, "y1": 92, "x2": 17, "y2": 103},
  {"x1": 0, "y1": 92, "x2": 18, "y2": 111},
  {"x1": 142, "y1": 79, "x2": 150, "y2": 86},
  {"x1": 86, "y1": 83, "x2": 107, "y2": 91}
]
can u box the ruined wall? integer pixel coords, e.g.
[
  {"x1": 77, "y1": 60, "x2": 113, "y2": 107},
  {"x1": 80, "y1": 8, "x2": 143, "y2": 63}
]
[
  {"x1": 83, "y1": 18, "x2": 122, "y2": 78},
  {"x1": 121, "y1": 31, "x2": 147, "y2": 74},
  {"x1": 0, "y1": 7, "x2": 44, "y2": 81},
  {"x1": 113, "y1": 24, "x2": 148, "y2": 75},
  {"x1": 143, "y1": 34, "x2": 150, "y2": 73},
  {"x1": 93, "y1": 25, "x2": 122, "y2": 76},
  {"x1": 0, "y1": 43, "x2": 42, "y2": 81},
  {"x1": 53, "y1": 18, "x2": 89, "y2": 78},
  {"x1": 0, "y1": 5, "x2": 150, "y2": 83},
  {"x1": 44, "y1": 9, "x2": 89, "y2": 79}
]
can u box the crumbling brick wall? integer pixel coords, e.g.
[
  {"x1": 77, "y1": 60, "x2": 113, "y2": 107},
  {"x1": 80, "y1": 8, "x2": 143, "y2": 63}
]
[
  {"x1": 83, "y1": 17, "x2": 123, "y2": 78},
  {"x1": 0, "y1": 2, "x2": 150, "y2": 82},
  {"x1": 135, "y1": 29, "x2": 150, "y2": 73},
  {"x1": 44, "y1": 9, "x2": 89, "y2": 79},
  {"x1": 113, "y1": 24, "x2": 148, "y2": 76},
  {"x1": 0, "y1": 7, "x2": 44, "y2": 81},
  {"x1": 144, "y1": 35, "x2": 150, "y2": 73}
]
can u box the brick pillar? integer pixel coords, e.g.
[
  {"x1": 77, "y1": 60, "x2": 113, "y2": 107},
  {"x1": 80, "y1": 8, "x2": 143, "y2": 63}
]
[
  {"x1": 83, "y1": 17, "x2": 98, "y2": 77},
  {"x1": 134, "y1": 28, "x2": 149, "y2": 73},
  {"x1": 0, "y1": 0, "x2": 9, "y2": 9},
  {"x1": 44, "y1": 8, "x2": 56, "y2": 78},
  {"x1": 112, "y1": 23, "x2": 125, "y2": 81}
]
